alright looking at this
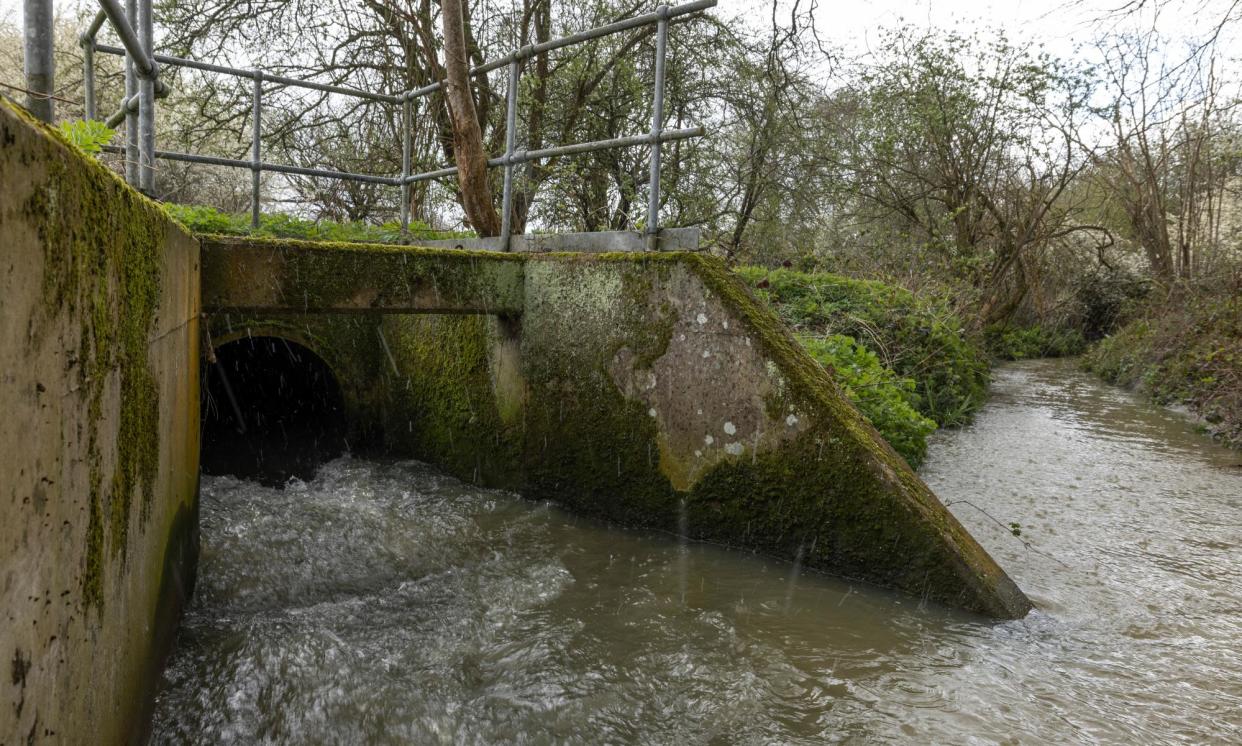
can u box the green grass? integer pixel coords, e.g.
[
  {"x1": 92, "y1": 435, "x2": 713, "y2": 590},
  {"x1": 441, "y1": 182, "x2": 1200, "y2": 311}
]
[{"x1": 162, "y1": 203, "x2": 468, "y2": 245}]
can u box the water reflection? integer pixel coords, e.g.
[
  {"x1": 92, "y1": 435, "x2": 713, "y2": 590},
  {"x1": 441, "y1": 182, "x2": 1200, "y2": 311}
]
[{"x1": 153, "y1": 360, "x2": 1242, "y2": 743}]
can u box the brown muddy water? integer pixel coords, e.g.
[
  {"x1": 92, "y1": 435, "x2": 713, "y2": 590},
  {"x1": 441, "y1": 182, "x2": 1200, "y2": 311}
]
[{"x1": 151, "y1": 359, "x2": 1242, "y2": 744}]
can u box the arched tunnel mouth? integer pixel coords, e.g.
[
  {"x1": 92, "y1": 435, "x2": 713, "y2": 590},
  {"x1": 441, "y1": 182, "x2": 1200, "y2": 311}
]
[{"x1": 201, "y1": 336, "x2": 348, "y2": 486}]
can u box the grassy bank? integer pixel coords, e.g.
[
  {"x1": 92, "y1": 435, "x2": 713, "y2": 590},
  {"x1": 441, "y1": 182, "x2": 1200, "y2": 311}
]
[
  {"x1": 1082, "y1": 279, "x2": 1242, "y2": 449},
  {"x1": 163, "y1": 204, "x2": 465, "y2": 244}
]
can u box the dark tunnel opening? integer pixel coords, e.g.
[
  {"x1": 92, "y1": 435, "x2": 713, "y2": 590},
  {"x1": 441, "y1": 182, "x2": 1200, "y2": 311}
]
[{"x1": 201, "y1": 336, "x2": 348, "y2": 486}]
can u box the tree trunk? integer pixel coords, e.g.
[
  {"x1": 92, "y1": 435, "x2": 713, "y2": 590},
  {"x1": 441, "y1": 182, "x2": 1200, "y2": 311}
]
[{"x1": 441, "y1": 0, "x2": 501, "y2": 236}]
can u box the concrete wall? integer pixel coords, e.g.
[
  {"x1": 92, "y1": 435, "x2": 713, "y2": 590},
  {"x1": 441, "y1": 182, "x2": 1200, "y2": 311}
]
[
  {"x1": 0, "y1": 100, "x2": 200, "y2": 744},
  {"x1": 203, "y1": 242, "x2": 1030, "y2": 619},
  {"x1": 517, "y1": 255, "x2": 1029, "y2": 618}
]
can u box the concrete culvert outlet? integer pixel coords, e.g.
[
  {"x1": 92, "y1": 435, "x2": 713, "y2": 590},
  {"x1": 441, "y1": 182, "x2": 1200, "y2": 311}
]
[{"x1": 201, "y1": 336, "x2": 347, "y2": 485}]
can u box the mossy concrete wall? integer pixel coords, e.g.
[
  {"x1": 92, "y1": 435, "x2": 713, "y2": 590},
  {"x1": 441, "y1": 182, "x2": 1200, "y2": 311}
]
[
  {"x1": 201, "y1": 236, "x2": 525, "y2": 315},
  {"x1": 518, "y1": 255, "x2": 1029, "y2": 618},
  {"x1": 204, "y1": 240, "x2": 1029, "y2": 619},
  {"x1": 0, "y1": 100, "x2": 200, "y2": 744}
]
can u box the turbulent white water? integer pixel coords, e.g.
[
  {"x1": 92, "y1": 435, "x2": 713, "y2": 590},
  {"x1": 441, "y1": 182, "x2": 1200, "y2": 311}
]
[{"x1": 152, "y1": 360, "x2": 1242, "y2": 744}]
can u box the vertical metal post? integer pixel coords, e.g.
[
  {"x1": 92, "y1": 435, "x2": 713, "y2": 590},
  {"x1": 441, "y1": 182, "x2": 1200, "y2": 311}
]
[
  {"x1": 137, "y1": 0, "x2": 155, "y2": 194},
  {"x1": 22, "y1": 0, "x2": 54, "y2": 122},
  {"x1": 400, "y1": 96, "x2": 411, "y2": 241},
  {"x1": 124, "y1": 0, "x2": 138, "y2": 184},
  {"x1": 645, "y1": 6, "x2": 669, "y2": 251},
  {"x1": 82, "y1": 35, "x2": 96, "y2": 120},
  {"x1": 500, "y1": 54, "x2": 521, "y2": 251},
  {"x1": 251, "y1": 70, "x2": 262, "y2": 228}
]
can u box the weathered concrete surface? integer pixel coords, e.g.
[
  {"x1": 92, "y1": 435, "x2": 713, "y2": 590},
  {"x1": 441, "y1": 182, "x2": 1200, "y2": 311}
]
[
  {"x1": 0, "y1": 99, "x2": 200, "y2": 744},
  {"x1": 517, "y1": 254, "x2": 1031, "y2": 619},
  {"x1": 208, "y1": 249, "x2": 1030, "y2": 618},
  {"x1": 201, "y1": 236, "x2": 525, "y2": 315}
]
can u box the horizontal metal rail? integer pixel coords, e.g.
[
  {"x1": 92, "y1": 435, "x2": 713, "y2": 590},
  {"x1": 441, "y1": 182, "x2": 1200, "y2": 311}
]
[
  {"x1": 102, "y1": 144, "x2": 402, "y2": 185},
  {"x1": 94, "y1": 43, "x2": 402, "y2": 103},
  {"x1": 100, "y1": 125, "x2": 704, "y2": 188},
  {"x1": 103, "y1": 80, "x2": 171, "y2": 129},
  {"x1": 81, "y1": 0, "x2": 717, "y2": 248},
  {"x1": 404, "y1": 0, "x2": 715, "y2": 101},
  {"x1": 405, "y1": 127, "x2": 705, "y2": 184}
]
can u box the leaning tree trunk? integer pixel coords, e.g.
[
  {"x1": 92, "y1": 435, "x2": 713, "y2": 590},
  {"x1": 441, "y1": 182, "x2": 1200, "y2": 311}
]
[{"x1": 441, "y1": 0, "x2": 501, "y2": 236}]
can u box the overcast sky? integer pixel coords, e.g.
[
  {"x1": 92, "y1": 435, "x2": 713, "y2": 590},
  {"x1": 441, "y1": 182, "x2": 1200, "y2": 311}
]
[{"x1": 2, "y1": 0, "x2": 1236, "y2": 72}]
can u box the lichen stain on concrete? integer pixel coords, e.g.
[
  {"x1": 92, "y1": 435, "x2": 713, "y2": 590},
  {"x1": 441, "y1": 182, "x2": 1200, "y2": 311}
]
[{"x1": 606, "y1": 271, "x2": 810, "y2": 493}]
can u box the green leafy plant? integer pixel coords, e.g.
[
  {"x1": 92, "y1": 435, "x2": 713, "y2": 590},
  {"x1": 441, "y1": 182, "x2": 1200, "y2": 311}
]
[
  {"x1": 57, "y1": 119, "x2": 115, "y2": 156},
  {"x1": 799, "y1": 333, "x2": 937, "y2": 468},
  {"x1": 739, "y1": 267, "x2": 991, "y2": 426}
]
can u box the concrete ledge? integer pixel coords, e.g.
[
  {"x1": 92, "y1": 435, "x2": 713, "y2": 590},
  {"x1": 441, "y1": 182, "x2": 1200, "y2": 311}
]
[
  {"x1": 199, "y1": 235, "x2": 526, "y2": 315},
  {"x1": 516, "y1": 252, "x2": 1032, "y2": 619}
]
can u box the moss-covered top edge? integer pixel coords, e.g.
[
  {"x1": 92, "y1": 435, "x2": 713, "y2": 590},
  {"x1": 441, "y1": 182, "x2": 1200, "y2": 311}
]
[
  {"x1": 196, "y1": 233, "x2": 530, "y2": 262},
  {"x1": 1, "y1": 97, "x2": 193, "y2": 244}
]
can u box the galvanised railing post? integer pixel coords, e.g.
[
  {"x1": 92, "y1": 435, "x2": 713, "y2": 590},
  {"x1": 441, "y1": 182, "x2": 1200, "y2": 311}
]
[
  {"x1": 23, "y1": 0, "x2": 55, "y2": 122},
  {"x1": 138, "y1": 0, "x2": 155, "y2": 194},
  {"x1": 82, "y1": 34, "x2": 96, "y2": 120},
  {"x1": 123, "y1": 0, "x2": 138, "y2": 185},
  {"x1": 400, "y1": 97, "x2": 411, "y2": 241},
  {"x1": 499, "y1": 51, "x2": 523, "y2": 251},
  {"x1": 251, "y1": 69, "x2": 262, "y2": 228},
  {"x1": 645, "y1": 5, "x2": 670, "y2": 251}
]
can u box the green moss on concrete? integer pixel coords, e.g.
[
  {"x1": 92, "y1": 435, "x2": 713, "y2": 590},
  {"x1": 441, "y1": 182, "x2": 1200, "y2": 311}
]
[
  {"x1": 6, "y1": 96, "x2": 172, "y2": 605},
  {"x1": 381, "y1": 314, "x2": 524, "y2": 488},
  {"x1": 82, "y1": 477, "x2": 105, "y2": 611},
  {"x1": 192, "y1": 240, "x2": 1026, "y2": 617},
  {"x1": 197, "y1": 232, "x2": 522, "y2": 261},
  {"x1": 200, "y1": 235, "x2": 525, "y2": 314}
]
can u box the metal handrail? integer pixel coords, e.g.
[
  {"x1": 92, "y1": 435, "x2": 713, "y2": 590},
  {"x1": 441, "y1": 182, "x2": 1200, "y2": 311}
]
[{"x1": 79, "y1": 0, "x2": 717, "y2": 250}]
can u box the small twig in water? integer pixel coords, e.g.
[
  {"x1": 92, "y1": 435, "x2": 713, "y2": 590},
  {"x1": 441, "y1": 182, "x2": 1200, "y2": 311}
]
[{"x1": 943, "y1": 499, "x2": 1070, "y2": 568}]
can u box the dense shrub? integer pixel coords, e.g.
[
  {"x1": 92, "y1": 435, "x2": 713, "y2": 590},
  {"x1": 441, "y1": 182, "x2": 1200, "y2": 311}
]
[
  {"x1": 1071, "y1": 267, "x2": 1152, "y2": 342},
  {"x1": 1083, "y1": 278, "x2": 1242, "y2": 448},
  {"x1": 738, "y1": 267, "x2": 991, "y2": 426},
  {"x1": 799, "y1": 334, "x2": 937, "y2": 467},
  {"x1": 163, "y1": 204, "x2": 465, "y2": 244},
  {"x1": 984, "y1": 324, "x2": 1087, "y2": 361}
]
